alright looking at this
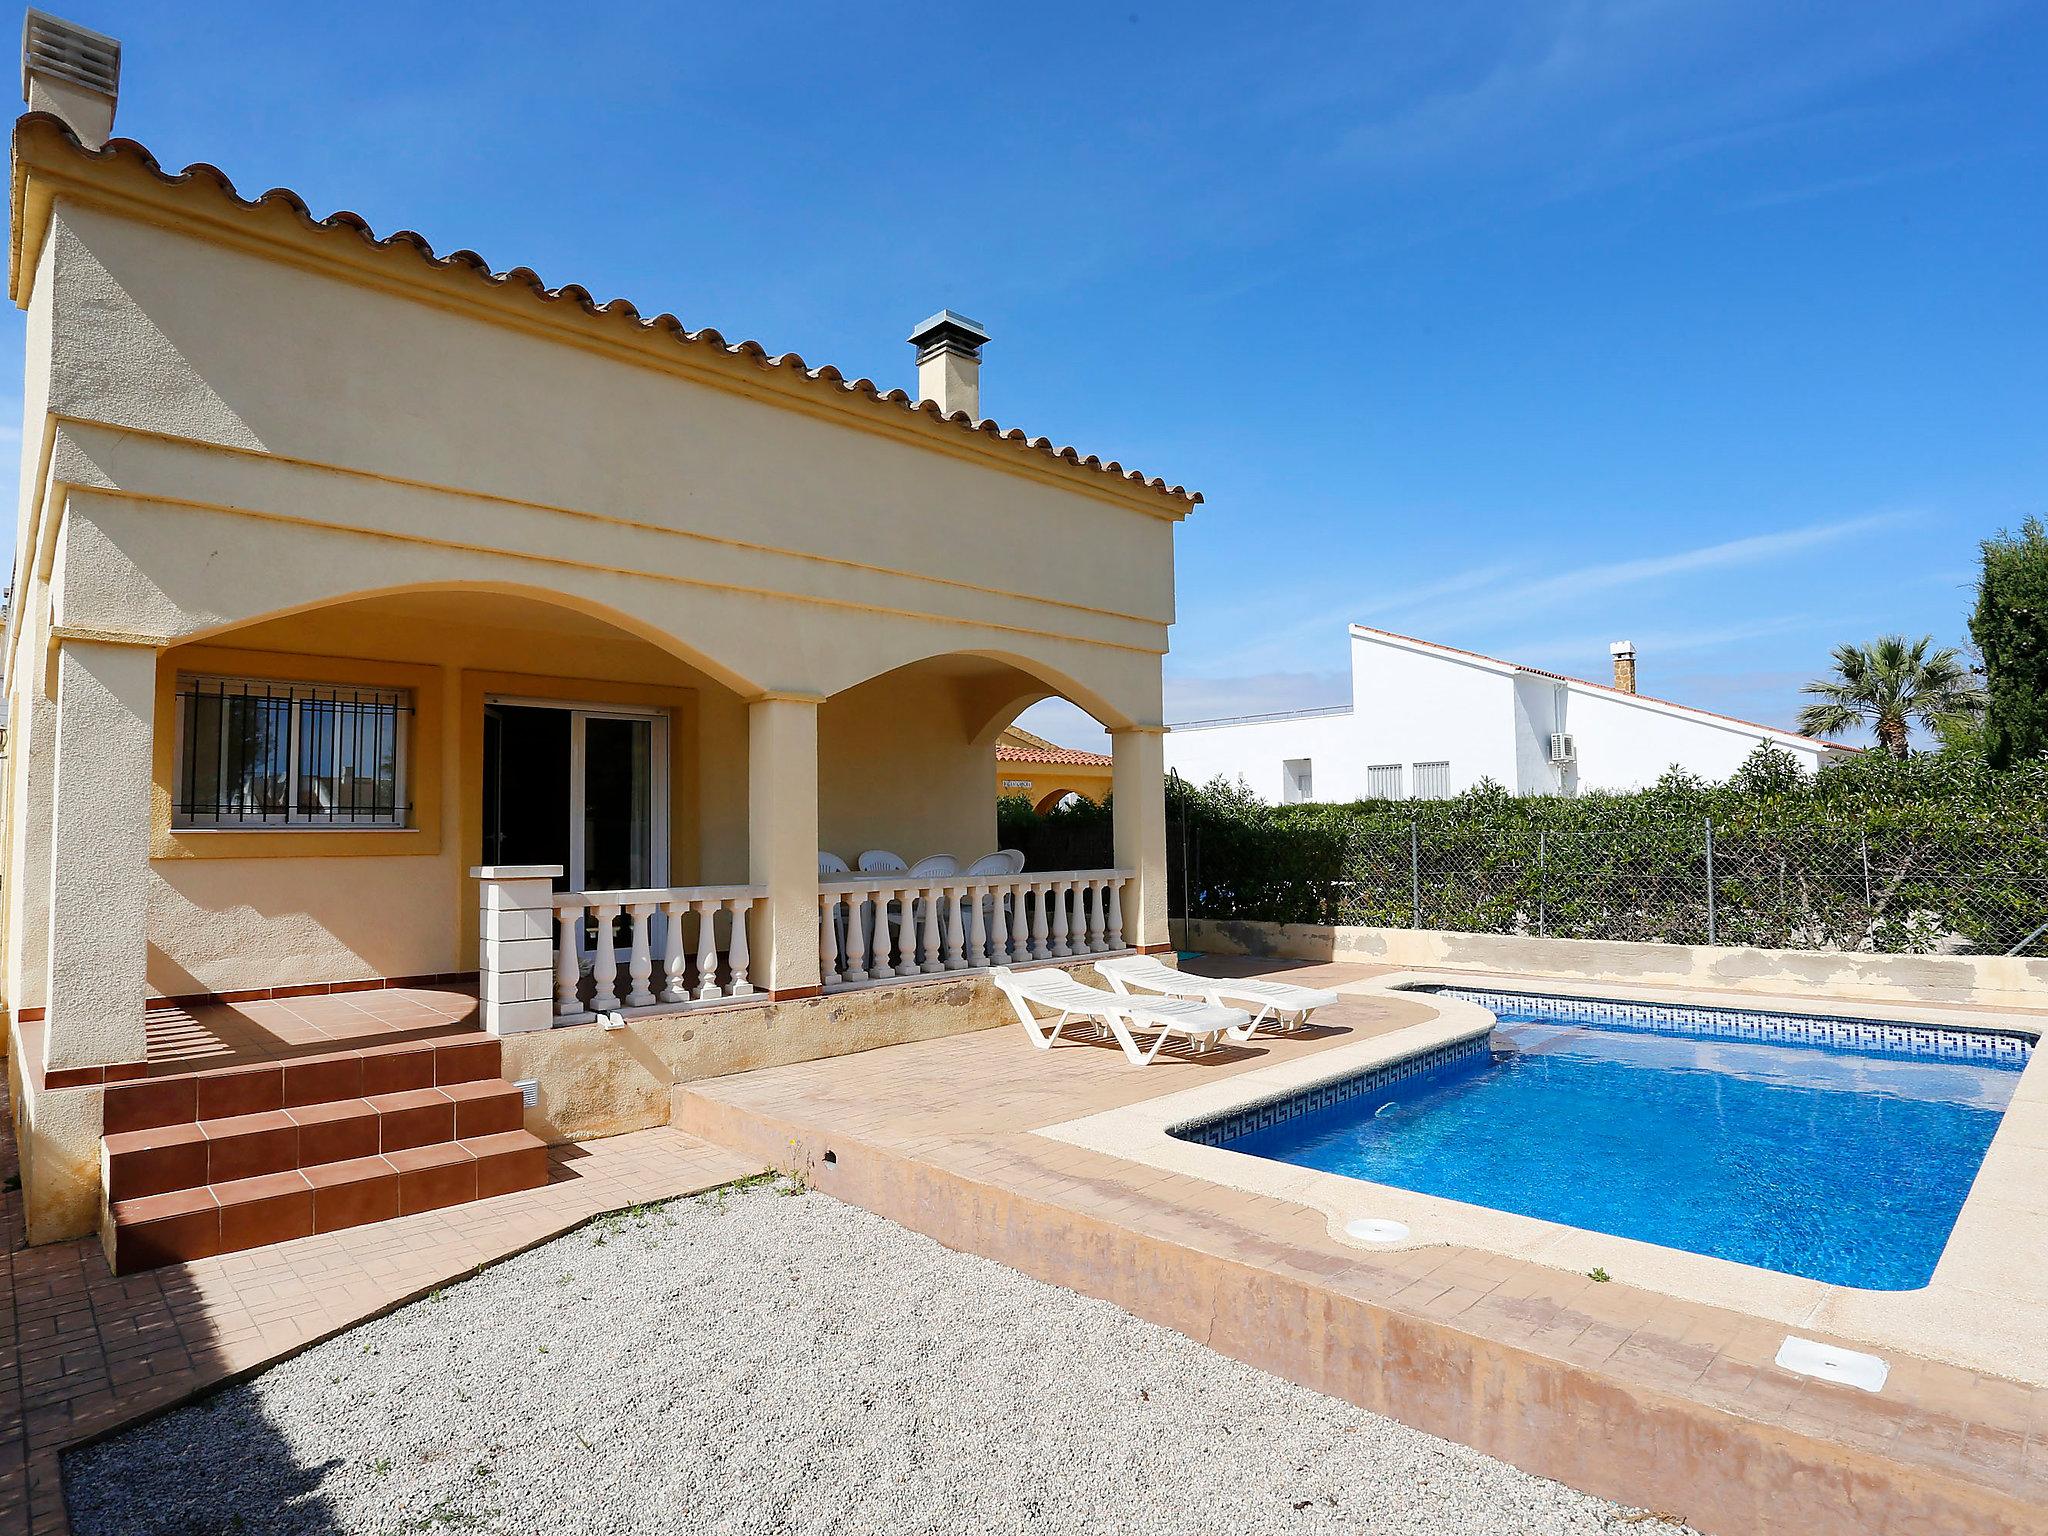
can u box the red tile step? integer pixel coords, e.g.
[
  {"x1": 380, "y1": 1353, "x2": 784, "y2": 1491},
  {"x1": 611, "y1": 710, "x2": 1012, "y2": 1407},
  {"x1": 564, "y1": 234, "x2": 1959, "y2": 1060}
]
[
  {"x1": 103, "y1": 1034, "x2": 502, "y2": 1137},
  {"x1": 104, "y1": 1131, "x2": 550, "y2": 1273},
  {"x1": 103, "y1": 1080, "x2": 526, "y2": 1200}
]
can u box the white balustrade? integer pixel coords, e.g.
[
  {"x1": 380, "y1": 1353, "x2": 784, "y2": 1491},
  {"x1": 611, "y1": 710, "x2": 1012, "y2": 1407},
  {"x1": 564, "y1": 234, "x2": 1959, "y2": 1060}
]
[
  {"x1": 547, "y1": 885, "x2": 766, "y2": 1022},
  {"x1": 816, "y1": 869, "x2": 1136, "y2": 994}
]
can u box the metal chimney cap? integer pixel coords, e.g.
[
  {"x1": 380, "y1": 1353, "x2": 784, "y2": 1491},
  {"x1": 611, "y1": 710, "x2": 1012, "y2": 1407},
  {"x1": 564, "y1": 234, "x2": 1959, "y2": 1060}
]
[
  {"x1": 22, "y1": 9, "x2": 120, "y2": 103},
  {"x1": 906, "y1": 308, "x2": 989, "y2": 357}
]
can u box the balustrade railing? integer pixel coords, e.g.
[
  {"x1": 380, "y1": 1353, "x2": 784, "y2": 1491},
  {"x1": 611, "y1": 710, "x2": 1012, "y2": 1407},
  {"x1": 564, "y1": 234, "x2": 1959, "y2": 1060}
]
[
  {"x1": 817, "y1": 868, "x2": 1133, "y2": 991},
  {"x1": 551, "y1": 884, "x2": 765, "y2": 1020}
]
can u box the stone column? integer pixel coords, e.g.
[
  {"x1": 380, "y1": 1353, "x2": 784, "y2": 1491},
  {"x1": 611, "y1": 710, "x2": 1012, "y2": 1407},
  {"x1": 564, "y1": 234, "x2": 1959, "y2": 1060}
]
[
  {"x1": 4, "y1": 662, "x2": 57, "y2": 1016},
  {"x1": 1111, "y1": 725, "x2": 1171, "y2": 952},
  {"x1": 472, "y1": 866, "x2": 563, "y2": 1035},
  {"x1": 748, "y1": 694, "x2": 823, "y2": 998},
  {"x1": 43, "y1": 639, "x2": 156, "y2": 1078}
]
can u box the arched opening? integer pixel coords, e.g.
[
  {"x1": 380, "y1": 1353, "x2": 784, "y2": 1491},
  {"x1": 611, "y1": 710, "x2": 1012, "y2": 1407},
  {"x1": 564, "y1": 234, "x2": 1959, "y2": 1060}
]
[
  {"x1": 147, "y1": 586, "x2": 756, "y2": 1006},
  {"x1": 817, "y1": 653, "x2": 1119, "y2": 868},
  {"x1": 1035, "y1": 789, "x2": 1093, "y2": 814},
  {"x1": 815, "y1": 655, "x2": 1134, "y2": 989}
]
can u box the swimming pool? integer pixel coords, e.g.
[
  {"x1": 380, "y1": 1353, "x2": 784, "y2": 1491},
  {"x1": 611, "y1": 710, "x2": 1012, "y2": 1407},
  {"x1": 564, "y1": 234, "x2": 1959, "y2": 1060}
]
[{"x1": 1177, "y1": 988, "x2": 2033, "y2": 1290}]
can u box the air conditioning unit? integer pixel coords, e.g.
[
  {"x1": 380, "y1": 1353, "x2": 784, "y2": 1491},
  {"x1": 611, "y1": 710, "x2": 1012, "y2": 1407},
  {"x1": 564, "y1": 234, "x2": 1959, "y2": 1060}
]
[{"x1": 1548, "y1": 733, "x2": 1576, "y2": 764}]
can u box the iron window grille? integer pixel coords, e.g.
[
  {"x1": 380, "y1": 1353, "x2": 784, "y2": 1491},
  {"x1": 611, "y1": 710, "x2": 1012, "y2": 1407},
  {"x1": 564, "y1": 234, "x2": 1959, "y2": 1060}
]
[
  {"x1": 1365, "y1": 763, "x2": 1404, "y2": 800},
  {"x1": 1413, "y1": 761, "x2": 1451, "y2": 800},
  {"x1": 174, "y1": 675, "x2": 412, "y2": 828}
]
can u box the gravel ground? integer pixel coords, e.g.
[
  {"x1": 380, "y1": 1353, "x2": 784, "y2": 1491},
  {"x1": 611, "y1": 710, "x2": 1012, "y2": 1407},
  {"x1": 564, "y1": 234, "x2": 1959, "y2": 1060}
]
[{"x1": 67, "y1": 1179, "x2": 1695, "y2": 1536}]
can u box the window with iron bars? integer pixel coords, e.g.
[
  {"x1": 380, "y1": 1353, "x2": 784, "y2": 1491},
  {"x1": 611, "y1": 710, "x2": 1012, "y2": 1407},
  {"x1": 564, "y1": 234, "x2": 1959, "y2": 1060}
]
[{"x1": 174, "y1": 675, "x2": 412, "y2": 828}]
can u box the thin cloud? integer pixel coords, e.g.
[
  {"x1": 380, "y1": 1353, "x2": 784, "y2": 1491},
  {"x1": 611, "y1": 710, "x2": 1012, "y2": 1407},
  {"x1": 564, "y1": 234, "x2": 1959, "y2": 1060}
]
[
  {"x1": 1488, "y1": 613, "x2": 1833, "y2": 671},
  {"x1": 1174, "y1": 559, "x2": 1515, "y2": 677},
  {"x1": 1164, "y1": 669, "x2": 1351, "y2": 726},
  {"x1": 1410, "y1": 511, "x2": 1913, "y2": 636},
  {"x1": 1729, "y1": 156, "x2": 1956, "y2": 213}
]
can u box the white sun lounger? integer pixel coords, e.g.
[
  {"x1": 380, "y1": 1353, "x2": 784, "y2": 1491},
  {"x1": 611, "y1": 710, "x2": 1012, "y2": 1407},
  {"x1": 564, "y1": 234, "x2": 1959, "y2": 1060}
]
[
  {"x1": 990, "y1": 966, "x2": 1249, "y2": 1067},
  {"x1": 1095, "y1": 955, "x2": 1340, "y2": 1039}
]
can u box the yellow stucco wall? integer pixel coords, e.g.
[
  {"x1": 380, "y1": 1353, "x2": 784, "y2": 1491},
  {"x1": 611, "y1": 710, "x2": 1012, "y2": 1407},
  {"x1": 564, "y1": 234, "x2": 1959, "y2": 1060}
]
[
  {"x1": 2, "y1": 115, "x2": 1187, "y2": 1021},
  {"x1": 995, "y1": 761, "x2": 1115, "y2": 810}
]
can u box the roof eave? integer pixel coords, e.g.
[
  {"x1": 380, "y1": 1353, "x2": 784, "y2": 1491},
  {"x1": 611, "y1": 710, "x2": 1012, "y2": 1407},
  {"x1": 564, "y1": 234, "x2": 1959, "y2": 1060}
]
[{"x1": 8, "y1": 113, "x2": 1203, "y2": 519}]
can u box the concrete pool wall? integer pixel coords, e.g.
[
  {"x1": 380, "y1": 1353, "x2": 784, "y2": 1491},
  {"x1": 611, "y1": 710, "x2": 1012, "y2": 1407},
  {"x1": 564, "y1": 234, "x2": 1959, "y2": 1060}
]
[{"x1": 1177, "y1": 920, "x2": 2048, "y2": 1012}]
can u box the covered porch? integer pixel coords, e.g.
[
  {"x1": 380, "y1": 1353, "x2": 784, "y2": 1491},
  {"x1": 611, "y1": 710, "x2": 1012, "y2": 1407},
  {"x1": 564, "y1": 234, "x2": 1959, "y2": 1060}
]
[
  {"x1": 471, "y1": 642, "x2": 1156, "y2": 1034},
  {"x1": 24, "y1": 583, "x2": 1168, "y2": 1074}
]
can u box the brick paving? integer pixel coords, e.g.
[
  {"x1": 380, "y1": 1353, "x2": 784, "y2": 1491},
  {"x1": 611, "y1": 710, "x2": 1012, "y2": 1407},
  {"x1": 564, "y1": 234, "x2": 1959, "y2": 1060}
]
[
  {"x1": 676, "y1": 958, "x2": 2048, "y2": 1536},
  {"x1": 0, "y1": 1082, "x2": 760, "y2": 1535}
]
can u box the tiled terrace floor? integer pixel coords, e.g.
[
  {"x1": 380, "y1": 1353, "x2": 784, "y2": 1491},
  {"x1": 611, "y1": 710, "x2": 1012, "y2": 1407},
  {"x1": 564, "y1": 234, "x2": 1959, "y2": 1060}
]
[
  {"x1": 0, "y1": 1087, "x2": 760, "y2": 1535},
  {"x1": 676, "y1": 958, "x2": 2048, "y2": 1536},
  {"x1": 142, "y1": 983, "x2": 483, "y2": 1074}
]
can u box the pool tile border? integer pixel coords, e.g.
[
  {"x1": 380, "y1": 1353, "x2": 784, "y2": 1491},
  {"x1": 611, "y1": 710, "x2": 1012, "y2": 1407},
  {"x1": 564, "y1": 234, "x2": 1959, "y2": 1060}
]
[
  {"x1": 1172, "y1": 1036, "x2": 1490, "y2": 1147},
  {"x1": 1423, "y1": 985, "x2": 2035, "y2": 1063}
]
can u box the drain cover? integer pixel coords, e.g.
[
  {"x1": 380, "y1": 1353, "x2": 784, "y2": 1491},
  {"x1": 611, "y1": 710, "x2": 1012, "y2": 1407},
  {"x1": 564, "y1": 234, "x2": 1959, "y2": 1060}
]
[
  {"x1": 1775, "y1": 1335, "x2": 1888, "y2": 1393},
  {"x1": 1344, "y1": 1218, "x2": 1411, "y2": 1243}
]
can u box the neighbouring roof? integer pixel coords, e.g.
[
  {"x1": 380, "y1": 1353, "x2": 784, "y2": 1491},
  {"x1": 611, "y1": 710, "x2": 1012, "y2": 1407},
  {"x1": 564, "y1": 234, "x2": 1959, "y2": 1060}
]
[
  {"x1": 997, "y1": 725, "x2": 1112, "y2": 767},
  {"x1": 9, "y1": 113, "x2": 1201, "y2": 509},
  {"x1": 1348, "y1": 625, "x2": 1860, "y2": 752}
]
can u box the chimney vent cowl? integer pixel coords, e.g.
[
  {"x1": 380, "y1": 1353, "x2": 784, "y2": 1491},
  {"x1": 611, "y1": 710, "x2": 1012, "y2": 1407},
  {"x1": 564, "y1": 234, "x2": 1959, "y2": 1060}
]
[
  {"x1": 1609, "y1": 640, "x2": 1638, "y2": 695},
  {"x1": 906, "y1": 309, "x2": 989, "y2": 421},
  {"x1": 21, "y1": 9, "x2": 120, "y2": 149}
]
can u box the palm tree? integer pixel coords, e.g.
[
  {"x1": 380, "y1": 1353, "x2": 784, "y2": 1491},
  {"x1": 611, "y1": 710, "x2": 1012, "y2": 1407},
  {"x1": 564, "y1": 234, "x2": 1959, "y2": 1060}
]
[{"x1": 1797, "y1": 635, "x2": 1985, "y2": 758}]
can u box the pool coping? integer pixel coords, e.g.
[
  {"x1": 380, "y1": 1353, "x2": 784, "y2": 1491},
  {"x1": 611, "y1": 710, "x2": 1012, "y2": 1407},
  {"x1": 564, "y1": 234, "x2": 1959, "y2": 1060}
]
[{"x1": 1034, "y1": 970, "x2": 2048, "y2": 1387}]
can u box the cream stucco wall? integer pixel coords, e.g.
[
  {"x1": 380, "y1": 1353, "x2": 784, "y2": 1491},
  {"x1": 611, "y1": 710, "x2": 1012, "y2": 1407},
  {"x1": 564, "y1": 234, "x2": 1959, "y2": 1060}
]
[{"x1": 2, "y1": 116, "x2": 1187, "y2": 1068}]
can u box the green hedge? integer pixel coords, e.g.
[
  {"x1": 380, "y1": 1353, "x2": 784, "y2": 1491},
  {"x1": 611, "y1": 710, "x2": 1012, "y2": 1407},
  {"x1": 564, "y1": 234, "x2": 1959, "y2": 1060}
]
[{"x1": 1153, "y1": 746, "x2": 2048, "y2": 955}]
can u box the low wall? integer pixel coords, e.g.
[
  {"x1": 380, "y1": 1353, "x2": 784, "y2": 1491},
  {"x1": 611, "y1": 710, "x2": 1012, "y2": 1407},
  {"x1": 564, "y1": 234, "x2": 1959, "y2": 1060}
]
[
  {"x1": 1177, "y1": 919, "x2": 2048, "y2": 1011},
  {"x1": 503, "y1": 965, "x2": 1104, "y2": 1145}
]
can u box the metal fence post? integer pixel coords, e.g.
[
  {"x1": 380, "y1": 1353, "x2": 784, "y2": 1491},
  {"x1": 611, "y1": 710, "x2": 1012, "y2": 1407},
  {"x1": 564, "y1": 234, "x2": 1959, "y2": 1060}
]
[
  {"x1": 1537, "y1": 828, "x2": 1547, "y2": 939},
  {"x1": 1704, "y1": 816, "x2": 1717, "y2": 947},
  {"x1": 1860, "y1": 831, "x2": 1873, "y2": 911},
  {"x1": 1410, "y1": 818, "x2": 1421, "y2": 930}
]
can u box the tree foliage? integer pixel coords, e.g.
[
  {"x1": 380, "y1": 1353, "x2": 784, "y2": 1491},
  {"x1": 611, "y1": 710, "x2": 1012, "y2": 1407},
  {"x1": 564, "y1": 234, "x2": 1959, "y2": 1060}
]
[
  {"x1": 1795, "y1": 634, "x2": 1983, "y2": 758},
  {"x1": 1970, "y1": 517, "x2": 2048, "y2": 770}
]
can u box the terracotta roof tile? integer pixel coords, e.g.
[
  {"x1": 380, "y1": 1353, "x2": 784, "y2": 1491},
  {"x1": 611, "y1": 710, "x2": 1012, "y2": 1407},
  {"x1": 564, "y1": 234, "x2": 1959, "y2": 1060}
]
[
  {"x1": 996, "y1": 743, "x2": 1113, "y2": 767},
  {"x1": 12, "y1": 113, "x2": 1201, "y2": 508}
]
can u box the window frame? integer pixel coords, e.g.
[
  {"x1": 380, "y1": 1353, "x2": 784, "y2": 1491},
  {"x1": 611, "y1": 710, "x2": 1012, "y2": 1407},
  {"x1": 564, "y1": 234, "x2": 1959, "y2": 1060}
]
[
  {"x1": 1413, "y1": 760, "x2": 1451, "y2": 801},
  {"x1": 172, "y1": 673, "x2": 413, "y2": 831},
  {"x1": 1365, "y1": 762, "x2": 1404, "y2": 799}
]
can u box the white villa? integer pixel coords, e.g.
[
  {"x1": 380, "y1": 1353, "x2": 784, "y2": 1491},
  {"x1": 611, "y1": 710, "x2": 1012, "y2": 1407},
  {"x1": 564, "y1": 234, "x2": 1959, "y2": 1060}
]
[{"x1": 1166, "y1": 626, "x2": 1854, "y2": 803}]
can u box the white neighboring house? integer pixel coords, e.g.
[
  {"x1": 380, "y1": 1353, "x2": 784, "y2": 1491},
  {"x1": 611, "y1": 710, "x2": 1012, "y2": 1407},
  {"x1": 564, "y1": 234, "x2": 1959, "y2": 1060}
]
[{"x1": 1166, "y1": 626, "x2": 1857, "y2": 803}]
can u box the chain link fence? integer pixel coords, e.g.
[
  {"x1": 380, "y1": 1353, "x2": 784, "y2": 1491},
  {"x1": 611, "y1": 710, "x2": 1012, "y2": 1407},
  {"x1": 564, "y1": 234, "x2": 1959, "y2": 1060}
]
[{"x1": 1174, "y1": 807, "x2": 2048, "y2": 958}]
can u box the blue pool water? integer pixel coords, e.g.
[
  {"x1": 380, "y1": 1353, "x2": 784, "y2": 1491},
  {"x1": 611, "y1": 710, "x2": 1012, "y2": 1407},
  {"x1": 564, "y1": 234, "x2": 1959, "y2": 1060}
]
[{"x1": 1197, "y1": 990, "x2": 2031, "y2": 1290}]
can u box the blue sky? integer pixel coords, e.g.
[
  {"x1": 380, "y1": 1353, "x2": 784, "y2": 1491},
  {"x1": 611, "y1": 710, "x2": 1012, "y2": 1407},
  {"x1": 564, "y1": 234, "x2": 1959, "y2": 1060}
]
[{"x1": 6, "y1": 2, "x2": 2042, "y2": 749}]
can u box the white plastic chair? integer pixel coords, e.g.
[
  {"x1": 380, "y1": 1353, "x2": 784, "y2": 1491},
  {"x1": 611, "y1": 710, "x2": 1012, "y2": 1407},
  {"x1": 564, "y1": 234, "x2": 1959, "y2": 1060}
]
[
  {"x1": 851, "y1": 852, "x2": 909, "y2": 966},
  {"x1": 964, "y1": 851, "x2": 1026, "y2": 942},
  {"x1": 1097, "y1": 955, "x2": 1340, "y2": 1039},
  {"x1": 907, "y1": 853, "x2": 959, "y2": 877},
  {"x1": 818, "y1": 851, "x2": 851, "y2": 875},
  {"x1": 990, "y1": 967, "x2": 1248, "y2": 1066}
]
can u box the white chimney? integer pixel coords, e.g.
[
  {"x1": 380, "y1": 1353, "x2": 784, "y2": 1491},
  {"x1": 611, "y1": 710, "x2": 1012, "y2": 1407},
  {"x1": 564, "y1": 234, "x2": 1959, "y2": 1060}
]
[
  {"x1": 906, "y1": 309, "x2": 989, "y2": 420},
  {"x1": 1610, "y1": 640, "x2": 1638, "y2": 694},
  {"x1": 21, "y1": 9, "x2": 120, "y2": 150}
]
